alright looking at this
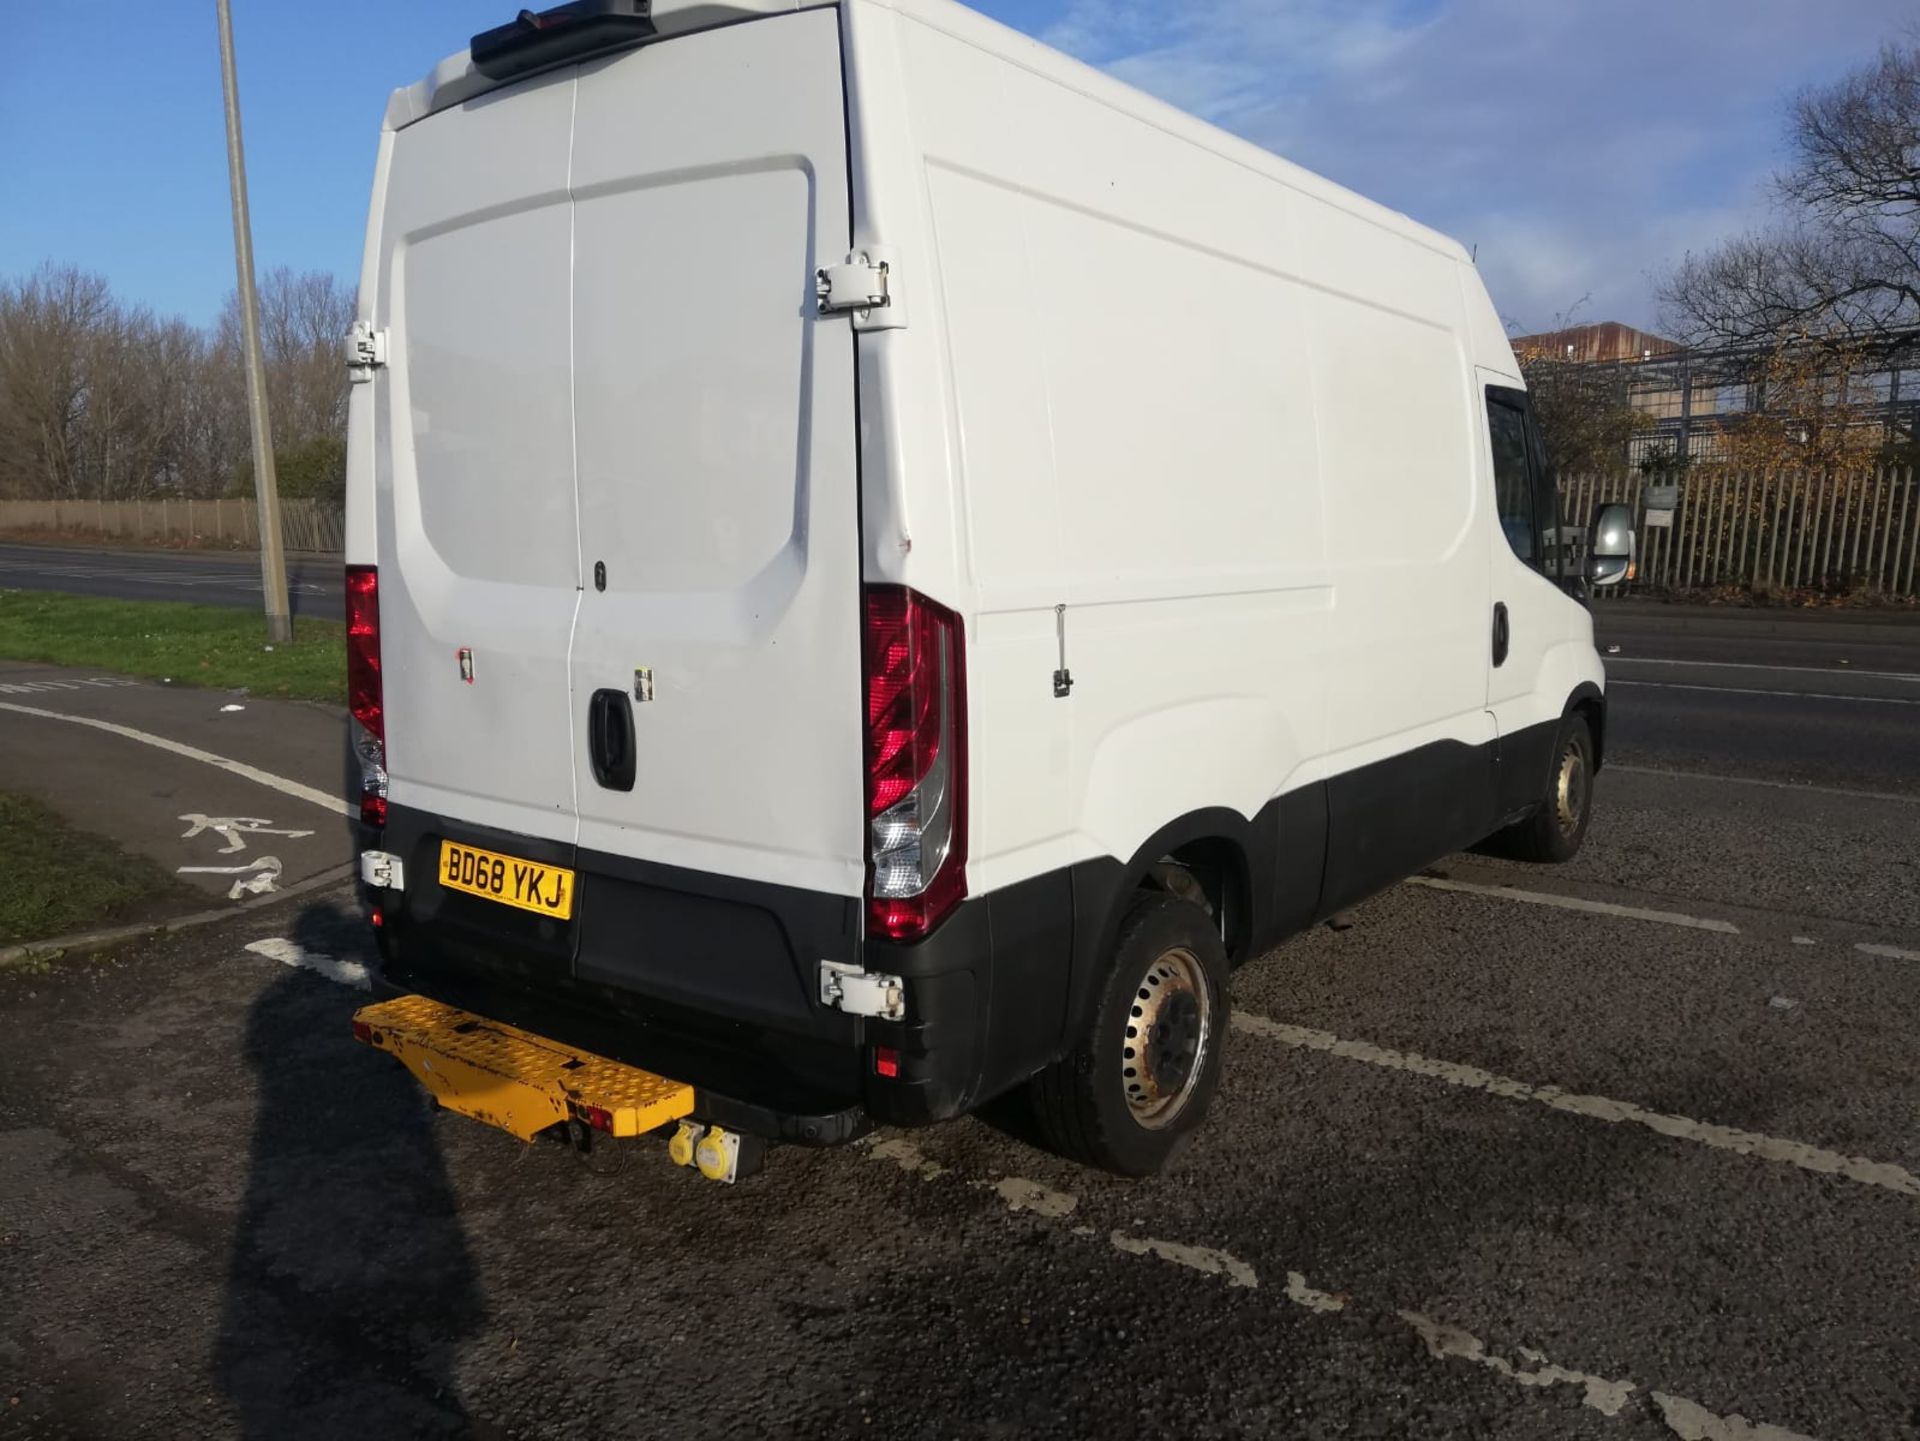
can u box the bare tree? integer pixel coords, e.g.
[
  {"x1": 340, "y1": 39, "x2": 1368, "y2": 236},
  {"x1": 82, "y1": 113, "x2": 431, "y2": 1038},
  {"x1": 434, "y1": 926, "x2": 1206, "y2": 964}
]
[
  {"x1": 0, "y1": 265, "x2": 112, "y2": 499},
  {"x1": 0, "y1": 263, "x2": 350, "y2": 504},
  {"x1": 1661, "y1": 41, "x2": 1920, "y2": 355}
]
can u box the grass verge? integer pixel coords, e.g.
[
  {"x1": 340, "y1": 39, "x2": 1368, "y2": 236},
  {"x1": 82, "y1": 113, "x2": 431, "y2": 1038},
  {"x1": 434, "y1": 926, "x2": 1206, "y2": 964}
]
[
  {"x1": 0, "y1": 791, "x2": 201, "y2": 946},
  {"x1": 0, "y1": 590, "x2": 344, "y2": 703}
]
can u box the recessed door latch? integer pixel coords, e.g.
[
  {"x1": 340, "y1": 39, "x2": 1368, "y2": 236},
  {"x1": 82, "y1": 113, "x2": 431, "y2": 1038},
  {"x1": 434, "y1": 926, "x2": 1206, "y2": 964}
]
[{"x1": 818, "y1": 959, "x2": 906, "y2": 1021}]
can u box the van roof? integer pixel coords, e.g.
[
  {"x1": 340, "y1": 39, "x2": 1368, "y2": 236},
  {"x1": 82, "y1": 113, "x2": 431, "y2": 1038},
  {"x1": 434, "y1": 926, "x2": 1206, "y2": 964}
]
[{"x1": 387, "y1": 0, "x2": 1468, "y2": 266}]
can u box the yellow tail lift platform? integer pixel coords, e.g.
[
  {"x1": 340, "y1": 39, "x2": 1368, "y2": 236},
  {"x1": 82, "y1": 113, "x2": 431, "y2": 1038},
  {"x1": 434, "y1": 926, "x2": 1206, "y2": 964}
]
[{"x1": 352, "y1": 994, "x2": 695, "y2": 1143}]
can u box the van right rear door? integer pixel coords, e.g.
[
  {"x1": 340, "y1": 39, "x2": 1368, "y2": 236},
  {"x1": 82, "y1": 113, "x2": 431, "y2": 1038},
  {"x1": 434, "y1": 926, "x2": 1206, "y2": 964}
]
[{"x1": 565, "y1": 10, "x2": 866, "y2": 906}]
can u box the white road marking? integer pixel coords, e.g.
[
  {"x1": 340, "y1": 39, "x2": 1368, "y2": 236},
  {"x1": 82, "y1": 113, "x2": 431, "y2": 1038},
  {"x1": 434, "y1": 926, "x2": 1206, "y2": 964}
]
[
  {"x1": 0, "y1": 676, "x2": 140, "y2": 695},
  {"x1": 869, "y1": 1137, "x2": 946, "y2": 1180},
  {"x1": 178, "y1": 813, "x2": 315, "y2": 855},
  {"x1": 993, "y1": 1177, "x2": 1077, "y2": 1218},
  {"x1": 1611, "y1": 657, "x2": 1920, "y2": 684},
  {"x1": 1232, "y1": 1011, "x2": 1920, "y2": 1200},
  {"x1": 1285, "y1": 1272, "x2": 1346, "y2": 1313},
  {"x1": 1400, "y1": 1310, "x2": 1636, "y2": 1417},
  {"x1": 1856, "y1": 942, "x2": 1920, "y2": 963},
  {"x1": 1610, "y1": 679, "x2": 1920, "y2": 706},
  {"x1": 244, "y1": 938, "x2": 369, "y2": 990},
  {"x1": 1652, "y1": 1391, "x2": 1817, "y2": 1441},
  {"x1": 1108, "y1": 1232, "x2": 1258, "y2": 1288},
  {"x1": 0, "y1": 701, "x2": 349, "y2": 816},
  {"x1": 180, "y1": 856, "x2": 284, "y2": 899},
  {"x1": 1609, "y1": 765, "x2": 1920, "y2": 806},
  {"x1": 1408, "y1": 875, "x2": 1741, "y2": 934}
]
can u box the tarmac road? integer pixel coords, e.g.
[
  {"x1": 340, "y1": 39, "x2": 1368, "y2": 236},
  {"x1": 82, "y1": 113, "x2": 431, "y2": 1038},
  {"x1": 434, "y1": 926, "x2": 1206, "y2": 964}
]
[
  {"x1": 0, "y1": 542, "x2": 345, "y2": 618},
  {"x1": 1, "y1": 594, "x2": 1918, "y2": 1438}
]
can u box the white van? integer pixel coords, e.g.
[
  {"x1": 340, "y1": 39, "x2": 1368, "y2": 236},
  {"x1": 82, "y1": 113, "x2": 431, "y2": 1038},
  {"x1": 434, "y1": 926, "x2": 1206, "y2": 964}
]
[{"x1": 345, "y1": 0, "x2": 1630, "y2": 1176}]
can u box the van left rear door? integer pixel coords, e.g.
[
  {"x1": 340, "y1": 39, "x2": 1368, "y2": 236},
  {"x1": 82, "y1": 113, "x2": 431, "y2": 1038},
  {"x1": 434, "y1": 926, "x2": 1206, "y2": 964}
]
[{"x1": 375, "y1": 68, "x2": 581, "y2": 958}]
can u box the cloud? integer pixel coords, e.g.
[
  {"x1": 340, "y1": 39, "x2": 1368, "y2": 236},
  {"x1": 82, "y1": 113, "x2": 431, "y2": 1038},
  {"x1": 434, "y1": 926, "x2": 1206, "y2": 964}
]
[{"x1": 1033, "y1": 0, "x2": 1914, "y2": 332}]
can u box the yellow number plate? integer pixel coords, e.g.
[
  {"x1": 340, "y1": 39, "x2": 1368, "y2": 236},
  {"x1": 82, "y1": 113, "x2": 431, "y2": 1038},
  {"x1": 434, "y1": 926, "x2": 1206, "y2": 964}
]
[{"x1": 438, "y1": 840, "x2": 575, "y2": 919}]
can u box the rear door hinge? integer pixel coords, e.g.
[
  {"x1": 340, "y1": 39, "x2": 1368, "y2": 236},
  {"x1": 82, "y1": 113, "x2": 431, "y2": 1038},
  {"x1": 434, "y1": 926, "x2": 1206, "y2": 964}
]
[
  {"x1": 819, "y1": 959, "x2": 906, "y2": 1021},
  {"x1": 359, "y1": 849, "x2": 405, "y2": 890},
  {"x1": 815, "y1": 246, "x2": 906, "y2": 332},
  {"x1": 344, "y1": 320, "x2": 388, "y2": 381}
]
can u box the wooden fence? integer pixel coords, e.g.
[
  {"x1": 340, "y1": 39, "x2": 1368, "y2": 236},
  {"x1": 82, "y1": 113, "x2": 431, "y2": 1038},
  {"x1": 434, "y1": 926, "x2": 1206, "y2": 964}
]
[
  {"x1": 0, "y1": 498, "x2": 344, "y2": 554},
  {"x1": 1560, "y1": 466, "x2": 1919, "y2": 600}
]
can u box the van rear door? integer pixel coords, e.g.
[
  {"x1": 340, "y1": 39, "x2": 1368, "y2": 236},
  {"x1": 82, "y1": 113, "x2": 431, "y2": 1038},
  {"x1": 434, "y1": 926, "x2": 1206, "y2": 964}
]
[
  {"x1": 376, "y1": 69, "x2": 583, "y2": 851},
  {"x1": 567, "y1": 14, "x2": 865, "y2": 911}
]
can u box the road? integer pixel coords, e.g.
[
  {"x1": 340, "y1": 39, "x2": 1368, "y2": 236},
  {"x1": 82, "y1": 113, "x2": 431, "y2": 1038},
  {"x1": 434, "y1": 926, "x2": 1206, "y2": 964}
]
[
  {"x1": 0, "y1": 542, "x2": 345, "y2": 618},
  {"x1": 3, "y1": 603, "x2": 1920, "y2": 1438}
]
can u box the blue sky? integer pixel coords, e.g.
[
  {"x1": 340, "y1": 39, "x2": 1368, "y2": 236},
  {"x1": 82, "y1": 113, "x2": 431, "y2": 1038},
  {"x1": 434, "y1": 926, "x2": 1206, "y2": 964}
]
[{"x1": 2, "y1": 0, "x2": 1912, "y2": 335}]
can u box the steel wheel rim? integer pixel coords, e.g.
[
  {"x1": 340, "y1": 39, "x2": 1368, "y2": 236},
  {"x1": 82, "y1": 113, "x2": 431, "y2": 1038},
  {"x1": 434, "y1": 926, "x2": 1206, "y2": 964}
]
[
  {"x1": 1121, "y1": 946, "x2": 1212, "y2": 1129},
  {"x1": 1555, "y1": 740, "x2": 1588, "y2": 838}
]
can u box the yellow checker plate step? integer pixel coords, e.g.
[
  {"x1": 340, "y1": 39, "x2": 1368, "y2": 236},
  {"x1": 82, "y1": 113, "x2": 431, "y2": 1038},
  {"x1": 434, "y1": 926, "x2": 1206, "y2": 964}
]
[{"x1": 353, "y1": 994, "x2": 694, "y2": 1142}]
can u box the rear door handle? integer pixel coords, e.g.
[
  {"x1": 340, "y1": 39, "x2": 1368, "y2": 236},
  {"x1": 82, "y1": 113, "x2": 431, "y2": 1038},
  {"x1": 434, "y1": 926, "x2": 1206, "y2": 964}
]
[
  {"x1": 587, "y1": 688, "x2": 635, "y2": 791},
  {"x1": 1492, "y1": 602, "x2": 1510, "y2": 668}
]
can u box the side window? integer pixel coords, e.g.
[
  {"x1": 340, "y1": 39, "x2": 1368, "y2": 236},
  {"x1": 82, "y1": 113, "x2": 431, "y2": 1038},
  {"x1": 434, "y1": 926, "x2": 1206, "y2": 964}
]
[{"x1": 1486, "y1": 395, "x2": 1536, "y2": 566}]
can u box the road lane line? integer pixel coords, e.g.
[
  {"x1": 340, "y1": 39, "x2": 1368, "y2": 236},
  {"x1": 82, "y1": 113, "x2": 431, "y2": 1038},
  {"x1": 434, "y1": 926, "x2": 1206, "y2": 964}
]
[
  {"x1": 1610, "y1": 680, "x2": 1920, "y2": 706},
  {"x1": 1856, "y1": 942, "x2": 1920, "y2": 963},
  {"x1": 1408, "y1": 875, "x2": 1741, "y2": 933},
  {"x1": 1232, "y1": 1010, "x2": 1920, "y2": 1200},
  {"x1": 1610, "y1": 658, "x2": 1920, "y2": 683},
  {"x1": 1608, "y1": 766, "x2": 1920, "y2": 805},
  {"x1": 0, "y1": 700, "x2": 349, "y2": 817}
]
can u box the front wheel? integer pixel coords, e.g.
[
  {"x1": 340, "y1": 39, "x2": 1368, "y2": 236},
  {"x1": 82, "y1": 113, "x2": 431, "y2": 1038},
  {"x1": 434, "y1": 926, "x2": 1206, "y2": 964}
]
[
  {"x1": 1499, "y1": 714, "x2": 1595, "y2": 864},
  {"x1": 1027, "y1": 893, "x2": 1229, "y2": 1176}
]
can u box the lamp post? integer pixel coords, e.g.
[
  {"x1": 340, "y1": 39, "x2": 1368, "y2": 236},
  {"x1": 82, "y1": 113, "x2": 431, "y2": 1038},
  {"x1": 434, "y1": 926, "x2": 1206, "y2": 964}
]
[{"x1": 216, "y1": 0, "x2": 292, "y2": 644}]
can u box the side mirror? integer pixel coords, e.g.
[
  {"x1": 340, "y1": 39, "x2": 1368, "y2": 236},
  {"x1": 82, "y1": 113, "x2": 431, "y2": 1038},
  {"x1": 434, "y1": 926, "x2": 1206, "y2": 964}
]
[{"x1": 1586, "y1": 503, "x2": 1634, "y2": 588}]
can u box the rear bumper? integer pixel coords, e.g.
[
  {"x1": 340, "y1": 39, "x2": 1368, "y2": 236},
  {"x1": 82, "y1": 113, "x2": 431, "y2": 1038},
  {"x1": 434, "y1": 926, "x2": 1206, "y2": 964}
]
[{"x1": 363, "y1": 802, "x2": 1075, "y2": 1139}]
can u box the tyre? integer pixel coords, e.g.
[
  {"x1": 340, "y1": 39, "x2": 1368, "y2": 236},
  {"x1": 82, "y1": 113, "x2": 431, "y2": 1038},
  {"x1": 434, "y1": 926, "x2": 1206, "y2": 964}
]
[
  {"x1": 1499, "y1": 714, "x2": 1595, "y2": 864},
  {"x1": 1028, "y1": 893, "x2": 1229, "y2": 1176}
]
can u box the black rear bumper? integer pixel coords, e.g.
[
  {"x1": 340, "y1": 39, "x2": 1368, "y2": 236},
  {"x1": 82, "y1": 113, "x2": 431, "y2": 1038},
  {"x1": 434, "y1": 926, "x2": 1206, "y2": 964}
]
[{"x1": 363, "y1": 803, "x2": 1076, "y2": 1141}]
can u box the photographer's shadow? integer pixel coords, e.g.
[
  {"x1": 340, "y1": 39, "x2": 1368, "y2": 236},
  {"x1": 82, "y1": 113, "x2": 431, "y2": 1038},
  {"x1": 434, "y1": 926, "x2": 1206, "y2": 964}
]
[{"x1": 213, "y1": 901, "x2": 487, "y2": 1439}]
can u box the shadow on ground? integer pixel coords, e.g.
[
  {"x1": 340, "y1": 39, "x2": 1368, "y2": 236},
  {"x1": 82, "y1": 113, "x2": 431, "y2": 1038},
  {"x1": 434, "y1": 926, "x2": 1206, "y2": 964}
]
[{"x1": 212, "y1": 900, "x2": 491, "y2": 1439}]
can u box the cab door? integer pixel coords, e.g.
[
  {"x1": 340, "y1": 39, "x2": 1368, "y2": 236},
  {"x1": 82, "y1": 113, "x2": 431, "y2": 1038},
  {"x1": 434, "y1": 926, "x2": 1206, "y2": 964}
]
[{"x1": 1483, "y1": 379, "x2": 1576, "y2": 815}]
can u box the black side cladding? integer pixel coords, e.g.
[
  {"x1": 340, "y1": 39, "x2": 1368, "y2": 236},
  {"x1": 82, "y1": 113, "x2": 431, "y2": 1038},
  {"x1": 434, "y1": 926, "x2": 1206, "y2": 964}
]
[{"x1": 471, "y1": 0, "x2": 657, "y2": 81}]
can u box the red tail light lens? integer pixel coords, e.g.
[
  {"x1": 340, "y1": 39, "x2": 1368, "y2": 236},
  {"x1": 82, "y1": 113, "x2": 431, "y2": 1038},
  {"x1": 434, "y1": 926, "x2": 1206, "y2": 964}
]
[
  {"x1": 345, "y1": 566, "x2": 383, "y2": 742},
  {"x1": 863, "y1": 586, "x2": 966, "y2": 941},
  {"x1": 345, "y1": 565, "x2": 388, "y2": 829}
]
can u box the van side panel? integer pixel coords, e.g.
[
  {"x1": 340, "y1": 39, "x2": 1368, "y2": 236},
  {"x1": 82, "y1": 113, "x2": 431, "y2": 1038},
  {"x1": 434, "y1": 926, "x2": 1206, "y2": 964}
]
[{"x1": 880, "y1": 7, "x2": 1334, "y2": 904}]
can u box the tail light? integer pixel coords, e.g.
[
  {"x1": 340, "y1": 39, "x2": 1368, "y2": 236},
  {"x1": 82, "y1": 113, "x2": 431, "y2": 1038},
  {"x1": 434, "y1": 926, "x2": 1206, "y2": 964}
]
[
  {"x1": 862, "y1": 586, "x2": 966, "y2": 941},
  {"x1": 345, "y1": 565, "x2": 388, "y2": 829}
]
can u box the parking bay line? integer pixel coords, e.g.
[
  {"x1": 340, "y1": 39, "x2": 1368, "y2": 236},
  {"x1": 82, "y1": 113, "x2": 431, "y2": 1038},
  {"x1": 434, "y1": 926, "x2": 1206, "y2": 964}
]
[
  {"x1": 1232, "y1": 1009, "x2": 1920, "y2": 1201},
  {"x1": 1407, "y1": 875, "x2": 1741, "y2": 933},
  {"x1": 1608, "y1": 765, "x2": 1920, "y2": 806},
  {"x1": 0, "y1": 700, "x2": 349, "y2": 817},
  {"x1": 1610, "y1": 657, "x2": 1920, "y2": 684},
  {"x1": 1412, "y1": 873, "x2": 1919, "y2": 964},
  {"x1": 1609, "y1": 679, "x2": 1920, "y2": 706}
]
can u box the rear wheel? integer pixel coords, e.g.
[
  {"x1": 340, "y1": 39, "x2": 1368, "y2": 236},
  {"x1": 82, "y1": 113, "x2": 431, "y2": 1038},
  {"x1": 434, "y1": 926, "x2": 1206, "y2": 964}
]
[
  {"x1": 1500, "y1": 714, "x2": 1595, "y2": 864},
  {"x1": 1028, "y1": 893, "x2": 1229, "y2": 1176}
]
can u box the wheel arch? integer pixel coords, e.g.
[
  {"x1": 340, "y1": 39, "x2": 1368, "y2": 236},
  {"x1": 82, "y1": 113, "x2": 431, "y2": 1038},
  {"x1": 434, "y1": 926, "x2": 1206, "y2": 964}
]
[
  {"x1": 1064, "y1": 807, "x2": 1266, "y2": 1049},
  {"x1": 1566, "y1": 680, "x2": 1606, "y2": 772}
]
